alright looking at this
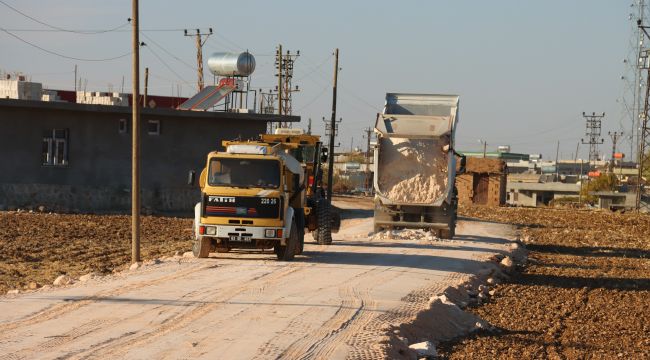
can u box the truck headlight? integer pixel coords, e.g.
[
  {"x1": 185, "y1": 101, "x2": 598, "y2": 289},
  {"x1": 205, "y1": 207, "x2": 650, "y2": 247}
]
[
  {"x1": 206, "y1": 226, "x2": 216, "y2": 235},
  {"x1": 265, "y1": 229, "x2": 276, "y2": 238}
]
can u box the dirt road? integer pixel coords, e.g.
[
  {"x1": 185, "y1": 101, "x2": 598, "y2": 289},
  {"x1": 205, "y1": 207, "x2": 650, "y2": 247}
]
[{"x1": 0, "y1": 205, "x2": 516, "y2": 359}]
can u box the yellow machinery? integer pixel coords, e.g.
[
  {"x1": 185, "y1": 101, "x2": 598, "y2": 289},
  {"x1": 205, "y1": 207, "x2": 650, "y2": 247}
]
[
  {"x1": 261, "y1": 128, "x2": 340, "y2": 244},
  {"x1": 189, "y1": 129, "x2": 338, "y2": 260}
]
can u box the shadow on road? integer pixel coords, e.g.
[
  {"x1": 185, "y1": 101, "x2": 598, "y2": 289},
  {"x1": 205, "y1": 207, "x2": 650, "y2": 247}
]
[{"x1": 300, "y1": 250, "x2": 491, "y2": 273}]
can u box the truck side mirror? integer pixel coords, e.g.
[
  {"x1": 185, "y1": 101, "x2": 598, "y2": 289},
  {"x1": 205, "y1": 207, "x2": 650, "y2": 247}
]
[
  {"x1": 321, "y1": 148, "x2": 328, "y2": 163},
  {"x1": 188, "y1": 170, "x2": 196, "y2": 186}
]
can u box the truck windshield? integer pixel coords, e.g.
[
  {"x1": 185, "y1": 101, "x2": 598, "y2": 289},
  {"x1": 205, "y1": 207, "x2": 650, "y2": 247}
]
[
  {"x1": 208, "y1": 158, "x2": 280, "y2": 189},
  {"x1": 290, "y1": 145, "x2": 316, "y2": 163}
]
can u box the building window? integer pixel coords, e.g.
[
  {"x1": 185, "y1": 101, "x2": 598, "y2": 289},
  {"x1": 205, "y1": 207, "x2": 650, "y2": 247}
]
[
  {"x1": 147, "y1": 120, "x2": 160, "y2": 135},
  {"x1": 119, "y1": 118, "x2": 128, "y2": 134},
  {"x1": 42, "y1": 129, "x2": 69, "y2": 166}
]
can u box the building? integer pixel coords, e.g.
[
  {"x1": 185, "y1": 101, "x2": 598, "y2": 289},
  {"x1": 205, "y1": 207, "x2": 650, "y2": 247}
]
[
  {"x1": 507, "y1": 182, "x2": 580, "y2": 207},
  {"x1": 0, "y1": 98, "x2": 297, "y2": 214},
  {"x1": 457, "y1": 157, "x2": 507, "y2": 206}
]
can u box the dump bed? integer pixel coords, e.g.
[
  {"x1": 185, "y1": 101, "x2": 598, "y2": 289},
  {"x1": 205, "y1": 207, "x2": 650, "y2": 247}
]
[{"x1": 373, "y1": 93, "x2": 459, "y2": 206}]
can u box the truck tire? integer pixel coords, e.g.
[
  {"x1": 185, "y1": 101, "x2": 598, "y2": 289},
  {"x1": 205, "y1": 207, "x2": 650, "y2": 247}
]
[
  {"x1": 438, "y1": 226, "x2": 455, "y2": 239},
  {"x1": 316, "y1": 200, "x2": 332, "y2": 245},
  {"x1": 193, "y1": 238, "x2": 211, "y2": 258},
  {"x1": 275, "y1": 221, "x2": 298, "y2": 261},
  {"x1": 297, "y1": 228, "x2": 305, "y2": 255}
]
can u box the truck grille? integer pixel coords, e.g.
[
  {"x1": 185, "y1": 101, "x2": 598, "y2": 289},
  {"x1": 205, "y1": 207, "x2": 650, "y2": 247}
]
[{"x1": 203, "y1": 195, "x2": 281, "y2": 219}]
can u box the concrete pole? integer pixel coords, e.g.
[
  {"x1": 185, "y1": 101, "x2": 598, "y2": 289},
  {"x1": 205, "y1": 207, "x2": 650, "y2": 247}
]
[
  {"x1": 131, "y1": 0, "x2": 141, "y2": 264},
  {"x1": 143, "y1": 67, "x2": 148, "y2": 108},
  {"x1": 277, "y1": 45, "x2": 283, "y2": 116},
  {"x1": 327, "y1": 48, "x2": 339, "y2": 204}
]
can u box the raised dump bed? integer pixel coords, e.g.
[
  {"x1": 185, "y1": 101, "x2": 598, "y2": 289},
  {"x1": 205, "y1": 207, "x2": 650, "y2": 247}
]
[{"x1": 373, "y1": 93, "x2": 462, "y2": 238}]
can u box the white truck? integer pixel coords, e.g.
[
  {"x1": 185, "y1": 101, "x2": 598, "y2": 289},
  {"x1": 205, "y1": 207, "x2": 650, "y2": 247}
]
[{"x1": 372, "y1": 93, "x2": 464, "y2": 238}]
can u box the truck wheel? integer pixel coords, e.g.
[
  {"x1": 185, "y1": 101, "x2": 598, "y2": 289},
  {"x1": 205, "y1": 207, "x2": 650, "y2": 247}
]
[
  {"x1": 438, "y1": 225, "x2": 455, "y2": 239},
  {"x1": 317, "y1": 200, "x2": 332, "y2": 245},
  {"x1": 296, "y1": 228, "x2": 305, "y2": 255},
  {"x1": 193, "y1": 238, "x2": 211, "y2": 258},
  {"x1": 275, "y1": 221, "x2": 298, "y2": 261}
]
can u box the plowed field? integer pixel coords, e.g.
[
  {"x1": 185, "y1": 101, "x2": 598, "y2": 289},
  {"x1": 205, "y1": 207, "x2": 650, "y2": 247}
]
[
  {"x1": 439, "y1": 206, "x2": 650, "y2": 359},
  {"x1": 0, "y1": 212, "x2": 192, "y2": 293}
]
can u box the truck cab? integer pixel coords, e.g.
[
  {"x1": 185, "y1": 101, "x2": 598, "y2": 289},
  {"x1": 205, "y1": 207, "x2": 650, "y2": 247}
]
[{"x1": 192, "y1": 140, "x2": 305, "y2": 260}]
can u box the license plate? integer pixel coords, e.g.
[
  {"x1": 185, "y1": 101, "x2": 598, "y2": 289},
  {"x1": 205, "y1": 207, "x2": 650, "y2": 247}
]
[{"x1": 229, "y1": 235, "x2": 252, "y2": 242}]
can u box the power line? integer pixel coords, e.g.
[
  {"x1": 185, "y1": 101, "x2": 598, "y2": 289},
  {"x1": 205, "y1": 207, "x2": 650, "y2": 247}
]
[
  {"x1": 140, "y1": 32, "x2": 196, "y2": 71},
  {"x1": 0, "y1": 0, "x2": 129, "y2": 34},
  {"x1": 142, "y1": 44, "x2": 187, "y2": 85},
  {"x1": 0, "y1": 27, "x2": 131, "y2": 62}
]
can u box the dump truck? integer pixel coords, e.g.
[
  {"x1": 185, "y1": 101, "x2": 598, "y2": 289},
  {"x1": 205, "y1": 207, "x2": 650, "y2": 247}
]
[
  {"x1": 372, "y1": 93, "x2": 464, "y2": 239},
  {"x1": 189, "y1": 130, "x2": 338, "y2": 260}
]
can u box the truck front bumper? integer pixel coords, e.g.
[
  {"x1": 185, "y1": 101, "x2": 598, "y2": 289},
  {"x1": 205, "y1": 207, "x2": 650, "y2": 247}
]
[{"x1": 198, "y1": 224, "x2": 285, "y2": 243}]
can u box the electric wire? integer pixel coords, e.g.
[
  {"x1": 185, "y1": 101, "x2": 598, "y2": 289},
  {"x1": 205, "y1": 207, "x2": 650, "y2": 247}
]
[
  {"x1": 296, "y1": 83, "x2": 331, "y2": 112},
  {"x1": 142, "y1": 45, "x2": 190, "y2": 88},
  {"x1": 140, "y1": 32, "x2": 196, "y2": 71},
  {"x1": 0, "y1": 27, "x2": 131, "y2": 62},
  {"x1": 0, "y1": 0, "x2": 129, "y2": 34}
]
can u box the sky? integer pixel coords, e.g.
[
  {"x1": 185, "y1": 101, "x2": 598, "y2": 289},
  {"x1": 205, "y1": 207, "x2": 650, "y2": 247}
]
[{"x1": 0, "y1": 1, "x2": 639, "y2": 160}]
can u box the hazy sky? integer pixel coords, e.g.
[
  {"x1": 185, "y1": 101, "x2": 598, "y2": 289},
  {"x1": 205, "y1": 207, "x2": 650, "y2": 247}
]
[{"x1": 0, "y1": 1, "x2": 636, "y2": 159}]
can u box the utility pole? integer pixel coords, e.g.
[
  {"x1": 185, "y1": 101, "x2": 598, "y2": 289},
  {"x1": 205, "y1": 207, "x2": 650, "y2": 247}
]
[
  {"x1": 555, "y1": 140, "x2": 560, "y2": 180},
  {"x1": 74, "y1": 64, "x2": 77, "y2": 93},
  {"x1": 307, "y1": 117, "x2": 312, "y2": 134},
  {"x1": 131, "y1": 0, "x2": 141, "y2": 264},
  {"x1": 184, "y1": 28, "x2": 212, "y2": 91},
  {"x1": 479, "y1": 139, "x2": 487, "y2": 158},
  {"x1": 277, "y1": 44, "x2": 283, "y2": 117},
  {"x1": 143, "y1": 67, "x2": 149, "y2": 108},
  {"x1": 327, "y1": 48, "x2": 339, "y2": 204},
  {"x1": 275, "y1": 46, "x2": 300, "y2": 123},
  {"x1": 363, "y1": 126, "x2": 373, "y2": 190},
  {"x1": 609, "y1": 131, "x2": 623, "y2": 172},
  {"x1": 635, "y1": 25, "x2": 650, "y2": 210},
  {"x1": 581, "y1": 112, "x2": 605, "y2": 168}
]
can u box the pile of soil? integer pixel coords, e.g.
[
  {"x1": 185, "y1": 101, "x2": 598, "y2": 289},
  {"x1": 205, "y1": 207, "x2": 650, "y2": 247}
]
[
  {"x1": 438, "y1": 206, "x2": 650, "y2": 359},
  {"x1": 0, "y1": 212, "x2": 192, "y2": 293}
]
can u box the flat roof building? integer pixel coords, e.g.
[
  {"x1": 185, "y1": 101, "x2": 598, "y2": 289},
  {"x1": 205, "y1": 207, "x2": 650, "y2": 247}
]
[{"x1": 0, "y1": 98, "x2": 298, "y2": 214}]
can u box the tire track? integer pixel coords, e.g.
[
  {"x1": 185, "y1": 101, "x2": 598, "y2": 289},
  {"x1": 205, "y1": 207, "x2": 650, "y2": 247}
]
[
  {"x1": 0, "y1": 318, "x2": 120, "y2": 360},
  {"x1": 0, "y1": 261, "x2": 211, "y2": 337},
  {"x1": 345, "y1": 272, "x2": 466, "y2": 359},
  {"x1": 71, "y1": 264, "x2": 304, "y2": 359},
  {"x1": 274, "y1": 267, "x2": 387, "y2": 360}
]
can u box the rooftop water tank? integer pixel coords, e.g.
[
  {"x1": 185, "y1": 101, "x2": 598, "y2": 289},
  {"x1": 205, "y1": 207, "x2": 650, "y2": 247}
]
[{"x1": 207, "y1": 52, "x2": 256, "y2": 77}]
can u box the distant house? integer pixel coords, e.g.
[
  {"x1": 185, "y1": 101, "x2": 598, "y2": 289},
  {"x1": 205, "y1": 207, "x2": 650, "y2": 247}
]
[
  {"x1": 0, "y1": 98, "x2": 298, "y2": 214},
  {"x1": 457, "y1": 158, "x2": 507, "y2": 207},
  {"x1": 507, "y1": 182, "x2": 580, "y2": 207}
]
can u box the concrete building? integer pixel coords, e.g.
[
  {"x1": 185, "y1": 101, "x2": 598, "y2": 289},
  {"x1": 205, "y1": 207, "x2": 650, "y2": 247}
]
[
  {"x1": 0, "y1": 98, "x2": 297, "y2": 214},
  {"x1": 507, "y1": 182, "x2": 580, "y2": 207}
]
